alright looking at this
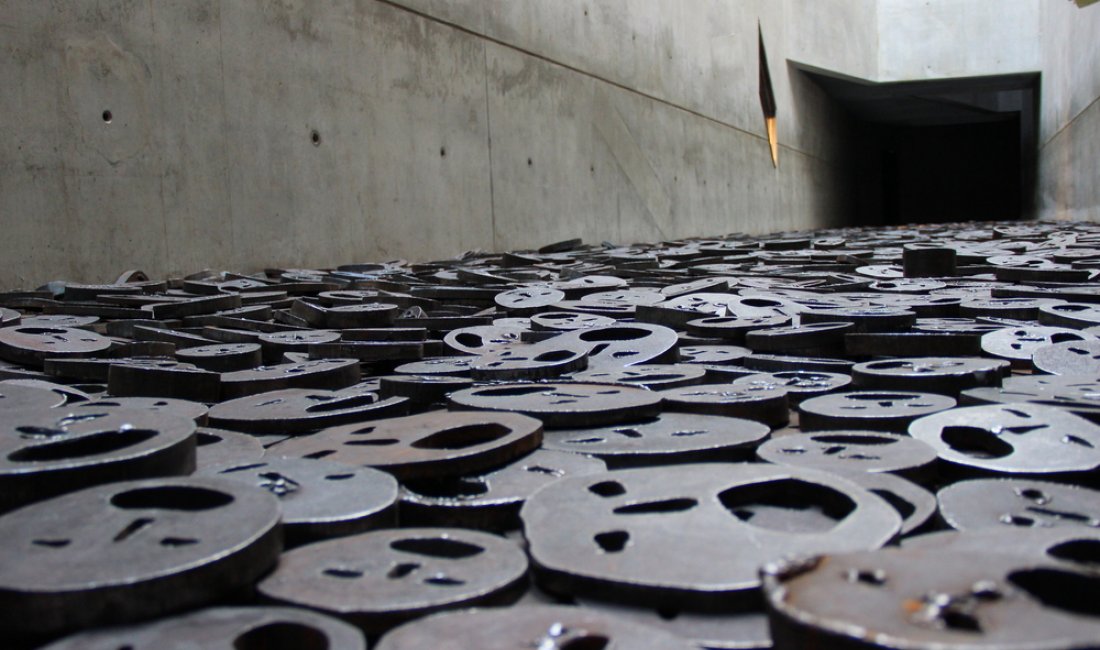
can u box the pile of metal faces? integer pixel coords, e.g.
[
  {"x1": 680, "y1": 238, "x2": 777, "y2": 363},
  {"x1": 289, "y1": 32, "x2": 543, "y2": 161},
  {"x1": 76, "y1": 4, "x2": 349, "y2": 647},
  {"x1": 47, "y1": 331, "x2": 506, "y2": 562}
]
[{"x1": 3, "y1": 220, "x2": 1100, "y2": 648}]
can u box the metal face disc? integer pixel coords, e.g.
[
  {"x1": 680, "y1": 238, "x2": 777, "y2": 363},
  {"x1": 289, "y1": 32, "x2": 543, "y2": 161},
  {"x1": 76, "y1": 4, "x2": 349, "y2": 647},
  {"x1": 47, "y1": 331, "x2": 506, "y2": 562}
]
[
  {"x1": 909, "y1": 403, "x2": 1100, "y2": 478},
  {"x1": 567, "y1": 363, "x2": 707, "y2": 390},
  {"x1": 573, "y1": 598, "x2": 772, "y2": 650},
  {"x1": 219, "y1": 359, "x2": 361, "y2": 400},
  {"x1": 197, "y1": 457, "x2": 397, "y2": 546},
  {"x1": 851, "y1": 356, "x2": 1008, "y2": 396},
  {"x1": 41, "y1": 606, "x2": 365, "y2": 650},
  {"x1": 374, "y1": 604, "x2": 698, "y2": 650},
  {"x1": 1032, "y1": 339, "x2": 1100, "y2": 375},
  {"x1": 902, "y1": 527, "x2": 1100, "y2": 575},
  {"x1": 551, "y1": 324, "x2": 680, "y2": 368},
  {"x1": 394, "y1": 356, "x2": 476, "y2": 376},
  {"x1": 443, "y1": 325, "x2": 526, "y2": 355},
  {"x1": 981, "y1": 326, "x2": 1096, "y2": 366},
  {"x1": 0, "y1": 477, "x2": 282, "y2": 642},
  {"x1": 273, "y1": 410, "x2": 544, "y2": 479},
  {"x1": 658, "y1": 383, "x2": 789, "y2": 428},
  {"x1": 0, "y1": 406, "x2": 197, "y2": 512},
  {"x1": 732, "y1": 370, "x2": 851, "y2": 404},
  {"x1": 69, "y1": 396, "x2": 210, "y2": 424},
  {"x1": 762, "y1": 547, "x2": 1100, "y2": 649},
  {"x1": 448, "y1": 383, "x2": 662, "y2": 428},
  {"x1": 400, "y1": 449, "x2": 607, "y2": 531},
  {"x1": 0, "y1": 381, "x2": 67, "y2": 411},
  {"x1": 757, "y1": 430, "x2": 938, "y2": 477},
  {"x1": 798, "y1": 391, "x2": 956, "y2": 432},
  {"x1": 937, "y1": 478, "x2": 1100, "y2": 531},
  {"x1": 544, "y1": 412, "x2": 770, "y2": 468},
  {"x1": 521, "y1": 464, "x2": 900, "y2": 609},
  {"x1": 257, "y1": 527, "x2": 528, "y2": 634},
  {"x1": 207, "y1": 387, "x2": 409, "y2": 434},
  {"x1": 0, "y1": 325, "x2": 112, "y2": 367},
  {"x1": 530, "y1": 311, "x2": 617, "y2": 331}
]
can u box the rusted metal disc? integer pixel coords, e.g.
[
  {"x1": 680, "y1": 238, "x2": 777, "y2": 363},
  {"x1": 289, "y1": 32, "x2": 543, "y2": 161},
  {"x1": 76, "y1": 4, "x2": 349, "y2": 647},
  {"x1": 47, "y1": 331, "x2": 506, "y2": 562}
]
[
  {"x1": 395, "y1": 356, "x2": 476, "y2": 376},
  {"x1": 471, "y1": 344, "x2": 589, "y2": 381},
  {"x1": 400, "y1": 448, "x2": 607, "y2": 531},
  {"x1": 543, "y1": 412, "x2": 770, "y2": 468},
  {"x1": 443, "y1": 325, "x2": 526, "y2": 355},
  {"x1": 757, "y1": 430, "x2": 938, "y2": 478},
  {"x1": 909, "y1": 403, "x2": 1100, "y2": 480},
  {"x1": 175, "y1": 342, "x2": 263, "y2": 372},
  {"x1": 375, "y1": 604, "x2": 698, "y2": 650},
  {"x1": 551, "y1": 324, "x2": 680, "y2": 368},
  {"x1": 68, "y1": 396, "x2": 210, "y2": 424},
  {"x1": 732, "y1": 370, "x2": 851, "y2": 404},
  {"x1": 207, "y1": 387, "x2": 409, "y2": 434},
  {"x1": 0, "y1": 406, "x2": 197, "y2": 512},
  {"x1": 0, "y1": 325, "x2": 112, "y2": 367},
  {"x1": 851, "y1": 356, "x2": 1008, "y2": 396},
  {"x1": 567, "y1": 363, "x2": 707, "y2": 390},
  {"x1": 0, "y1": 477, "x2": 282, "y2": 643},
  {"x1": 220, "y1": 359, "x2": 361, "y2": 400},
  {"x1": 798, "y1": 391, "x2": 956, "y2": 432},
  {"x1": 530, "y1": 311, "x2": 617, "y2": 331},
  {"x1": 761, "y1": 546, "x2": 1100, "y2": 649},
  {"x1": 256, "y1": 527, "x2": 528, "y2": 633},
  {"x1": 40, "y1": 606, "x2": 365, "y2": 650},
  {"x1": 937, "y1": 478, "x2": 1100, "y2": 531},
  {"x1": 659, "y1": 383, "x2": 789, "y2": 428},
  {"x1": 273, "y1": 409, "x2": 544, "y2": 479},
  {"x1": 197, "y1": 456, "x2": 398, "y2": 546},
  {"x1": 449, "y1": 383, "x2": 662, "y2": 428},
  {"x1": 686, "y1": 314, "x2": 792, "y2": 341},
  {"x1": 521, "y1": 464, "x2": 900, "y2": 610}
]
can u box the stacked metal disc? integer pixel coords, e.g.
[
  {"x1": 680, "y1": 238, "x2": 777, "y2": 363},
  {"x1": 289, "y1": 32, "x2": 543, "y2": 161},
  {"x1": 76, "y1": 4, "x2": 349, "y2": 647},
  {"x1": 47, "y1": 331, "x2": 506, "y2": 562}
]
[{"x1": 3, "y1": 221, "x2": 1100, "y2": 648}]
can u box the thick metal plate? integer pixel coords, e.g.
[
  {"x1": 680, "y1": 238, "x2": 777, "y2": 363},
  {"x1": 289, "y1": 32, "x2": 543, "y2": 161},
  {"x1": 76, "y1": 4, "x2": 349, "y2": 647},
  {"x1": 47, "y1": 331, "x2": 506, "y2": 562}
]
[
  {"x1": 568, "y1": 363, "x2": 707, "y2": 389},
  {"x1": 273, "y1": 409, "x2": 543, "y2": 479},
  {"x1": 756, "y1": 430, "x2": 938, "y2": 477},
  {"x1": 257, "y1": 527, "x2": 528, "y2": 633},
  {"x1": 658, "y1": 383, "x2": 789, "y2": 428},
  {"x1": 851, "y1": 356, "x2": 1008, "y2": 396},
  {"x1": 543, "y1": 412, "x2": 770, "y2": 468},
  {"x1": 0, "y1": 325, "x2": 112, "y2": 367},
  {"x1": 0, "y1": 406, "x2": 197, "y2": 512},
  {"x1": 69, "y1": 396, "x2": 210, "y2": 424},
  {"x1": 798, "y1": 391, "x2": 956, "y2": 432},
  {"x1": 220, "y1": 359, "x2": 361, "y2": 399},
  {"x1": 0, "y1": 477, "x2": 282, "y2": 642},
  {"x1": 937, "y1": 478, "x2": 1100, "y2": 531},
  {"x1": 521, "y1": 464, "x2": 900, "y2": 610},
  {"x1": 207, "y1": 387, "x2": 409, "y2": 434},
  {"x1": 194, "y1": 427, "x2": 265, "y2": 468},
  {"x1": 1032, "y1": 339, "x2": 1100, "y2": 375},
  {"x1": 573, "y1": 598, "x2": 772, "y2": 650},
  {"x1": 0, "y1": 381, "x2": 67, "y2": 411},
  {"x1": 449, "y1": 383, "x2": 662, "y2": 428},
  {"x1": 375, "y1": 604, "x2": 698, "y2": 650},
  {"x1": 732, "y1": 370, "x2": 851, "y2": 404},
  {"x1": 400, "y1": 448, "x2": 606, "y2": 531},
  {"x1": 41, "y1": 606, "x2": 365, "y2": 650},
  {"x1": 197, "y1": 457, "x2": 398, "y2": 546},
  {"x1": 909, "y1": 403, "x2": 1100, "y2": 478},
  {"x1": 762, "y1": 547, "x2": 1100, "y2": 649}
]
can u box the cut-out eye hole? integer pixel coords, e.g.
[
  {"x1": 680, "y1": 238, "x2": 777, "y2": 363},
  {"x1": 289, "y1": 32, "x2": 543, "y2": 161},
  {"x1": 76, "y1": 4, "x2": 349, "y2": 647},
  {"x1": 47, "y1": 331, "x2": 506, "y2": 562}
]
[
  {"x1": 594, "y1": 530, "x2": 630, "y2": 553},
  {"x1": 1063, "y1": 435, "x2": 1095, "y2": 448},
  {"x1": 411, "y1": 424, "x2": 511, "y2": 450},
  {"x1": 560, "y1": 636, "x2": 611, "y2": 650},
  {"x1": 111, "y1": 486, "x2": 234, "y2": 511},
  {"x1": 1048, "y1": 539, "x2": 1100, "y2": 567},
  {"x1": 526, "y1": 465, "x2": 562, "y2": 476},
  {"x1": 941, "y1": 427, "x2": 1014, "y2": 459},
  {"x1": 8, "y1": 429, "x2": 158, "y2": 463},
  {"x1": 1018, "y1": 488, "x2": 1049, "y2": 503},
  {"x1": 612, "y1": 428, "x2": 643, "y2": 438},
  {"x1": 390, "y1": 537, "x2": 484, "y2": 559},
  {"x1": 323, "y1": 568, "x2": 363, "y2": 579},
  {"x1": 614, "y1": 498, "x2": 698, "y2": 515},
  {"x1": 1000, "y1": 514, "x2": 1037, "y2": 527},
  {"x1": 223, "y1": 463, "x2": 267, "y2": 473},
  {"x1": 345, "y1": 439, "x2": 400, "y2": 446},
  {"x1": 387, "y1": 562, "x2": 420, "y2": 579},
  {"x1": 845, "y1": 568, "x2": 887, "y2": 586},
  {"x1": 304, "y1": 450, "x2": 336, "y2": 459},
  {"x1": 424, "y1": 574, "x2": 466, "y2": 586},
  {"x1": 233, "y1": 622, "x2": 329, "y2": 650},
  {"x1": 1008, "y1": 568, "x2": 1100, "y2": 619},
  {"x1": 718, "y1": 479, "x2": 856, "y2": 533},
  {"x1": 325, "y1": 473, "x2": 355, "y2": 481},
  {"x1": 812, "y1": 435, "x2": 895, "y2": 446},
  {"x1": 589, "y1": 481, "x2": 626, "y2": 497},
  {"x1": 160, "y1": 537, "x2": 199, "y2": 547},
  {"x1": 32, "y1": 539, "x2": 71, "y2": 548}
]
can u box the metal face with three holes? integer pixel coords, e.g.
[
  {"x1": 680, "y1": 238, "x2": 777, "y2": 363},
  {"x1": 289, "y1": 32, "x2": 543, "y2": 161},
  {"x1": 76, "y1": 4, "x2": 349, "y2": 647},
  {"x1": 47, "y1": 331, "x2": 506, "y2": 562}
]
[
  {"x1": 798, "y1": 391, "x2": 957, "y2": 432},
  {"x1": 40, "y1": 606, "x2": 366, "y2": 650},
  {"x1": 273, "y1": 410, "x2": 544, "y2": 480},
  {"x1": 762, "y1": 547, "x2": 1100, "y2": 649},
  {"x1": 936, "y1": 478, "x2": 1100, "y2": 531},
  {"x1": 448, "y1": 383, "x2": 662, "y2": 428},
  {"x1": 207, "y1": 387, "x2": 409, "y2": 434},
  {"x1": 374, "y1": 604, "x2": 698, "y2": 650},
  {"x1": 521, "y1": 464, "x2": 900, "y2": 610},
  {"x1": 0, "y1": 477, "x2": 282, "y2": 643},
  {"x1": 257, "y1": 528, "x2": 529, "y2": 634},
  {"x1": 756, "y1": 431, "x2": 939, "y2": 478}
]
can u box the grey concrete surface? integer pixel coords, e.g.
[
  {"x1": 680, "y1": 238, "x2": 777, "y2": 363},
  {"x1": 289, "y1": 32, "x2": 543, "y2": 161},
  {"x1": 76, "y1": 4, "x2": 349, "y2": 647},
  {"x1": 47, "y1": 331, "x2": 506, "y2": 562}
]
[{"x1": 1, "y1": 1, "x2": 1097, "y2": 289}]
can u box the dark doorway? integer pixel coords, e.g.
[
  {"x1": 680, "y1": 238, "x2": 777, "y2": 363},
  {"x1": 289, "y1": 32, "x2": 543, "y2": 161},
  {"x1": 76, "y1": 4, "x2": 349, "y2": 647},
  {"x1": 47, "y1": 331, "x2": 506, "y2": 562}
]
[{"x1": 798, "y1": 68, "x2": 1039, "y2": 227}]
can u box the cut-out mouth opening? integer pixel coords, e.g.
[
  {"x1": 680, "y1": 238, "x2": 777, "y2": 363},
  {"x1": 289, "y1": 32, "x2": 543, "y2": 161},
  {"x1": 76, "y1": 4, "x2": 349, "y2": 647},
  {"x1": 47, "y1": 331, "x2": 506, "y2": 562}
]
[{"x1": 718, "y1": 478, "x2": 856, "y2": 533}]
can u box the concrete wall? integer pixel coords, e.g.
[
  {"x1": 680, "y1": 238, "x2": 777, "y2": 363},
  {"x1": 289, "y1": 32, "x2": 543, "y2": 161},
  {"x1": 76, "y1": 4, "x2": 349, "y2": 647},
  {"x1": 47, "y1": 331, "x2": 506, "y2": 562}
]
[
  {"x1": 0, "y1": 0, "x2": 857, "y2": 290},
  {"x1": 1037, "y1": 1, "x2": 1100, "y2": 221}
]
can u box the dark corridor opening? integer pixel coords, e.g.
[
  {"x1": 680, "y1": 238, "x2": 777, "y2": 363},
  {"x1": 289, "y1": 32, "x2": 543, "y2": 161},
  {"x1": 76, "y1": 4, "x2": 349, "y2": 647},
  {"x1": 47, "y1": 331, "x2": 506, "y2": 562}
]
[{"x1": 799, "y1": 68, "x2": 1039, "y2": 227}]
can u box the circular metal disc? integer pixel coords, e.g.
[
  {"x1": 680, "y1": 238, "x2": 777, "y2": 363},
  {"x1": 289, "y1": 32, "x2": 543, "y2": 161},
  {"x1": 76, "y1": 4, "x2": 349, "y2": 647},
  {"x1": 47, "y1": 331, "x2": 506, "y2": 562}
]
[
  {"x1": 658, "y1": 383, "x2": 789, "y2": 428},
  {"x1": 1033, "y1": 339, "x2": 1100, "y2": 375},
  {"x1": 257, "y1": 527, "x2": 528, "y2": 633},
  {"x1": 757, "y1": 430, "x2": 938, "y2": 476},
  {"x1": 449, "y1": 383, "x2": 662, "y2": 428},
  {"x1": 543, "y1": 412, "x2": 770, "y2": 468},
  {"x1": 732, "y1": 370, "x2": 851, "y2": 404},
  {"x1": 40, "y1": 606, "x2": 365, "y2": 650},
  {"x1": 194, "y1": 427, "x2": 265, "y2": 468},
  {"x1": 798, "y1": 391, "x2": 956, "y2": 432},
  {"x1": 567, "y1": 363, "x2": 707, "y2": 390},
  {"x1": 937, "y1": 478, "x2": 1100, "y2": 531},
  {"x1": 375, "y1": 604, "x2": 698, "y2": 650},
  {"x1": 521, "y1": 463, "x2": 900, "y2": 609},
  {"x1": 0, "y1": 477, "x2": 282, "y2": 642}
]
